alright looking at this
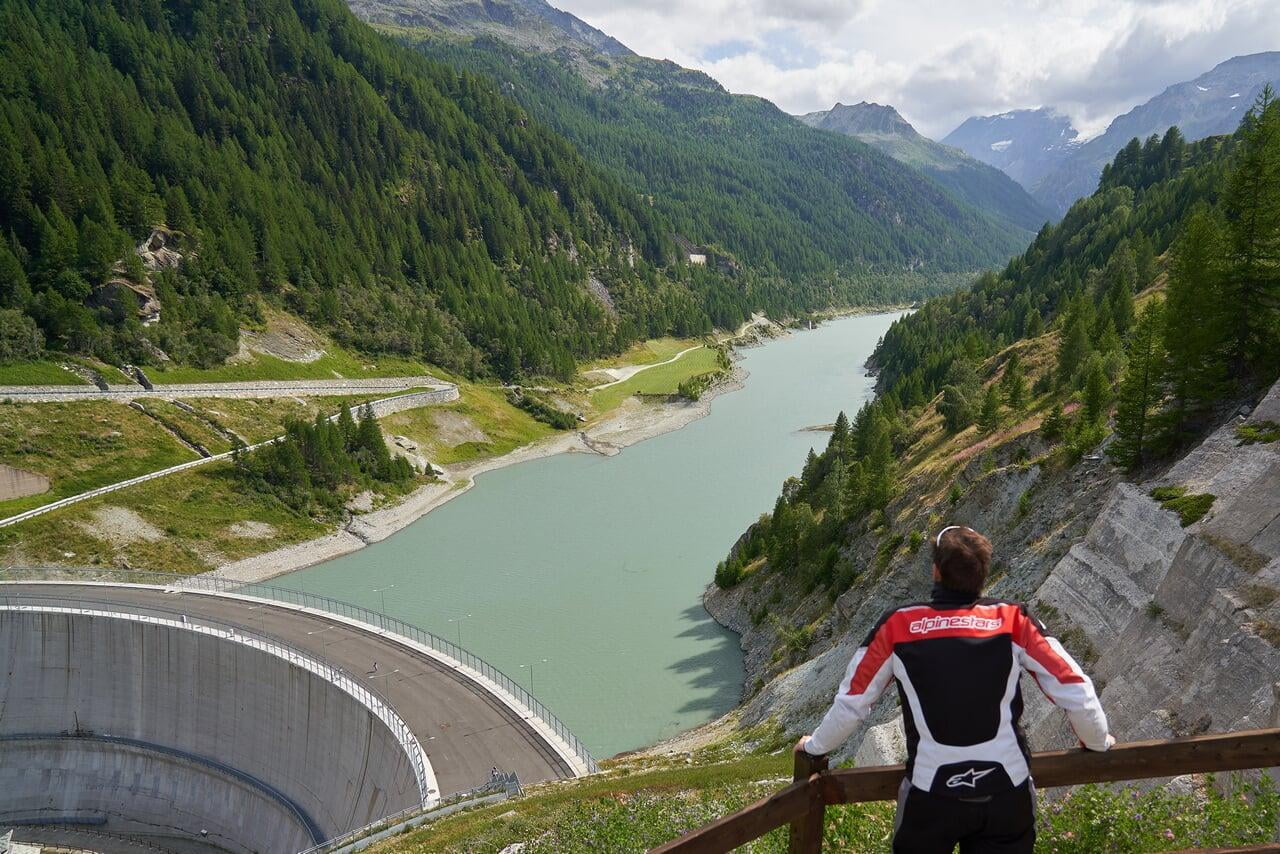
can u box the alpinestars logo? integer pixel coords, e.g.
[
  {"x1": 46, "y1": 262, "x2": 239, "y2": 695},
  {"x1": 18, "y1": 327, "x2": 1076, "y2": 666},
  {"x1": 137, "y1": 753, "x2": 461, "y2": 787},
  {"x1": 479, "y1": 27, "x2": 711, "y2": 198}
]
[
  {"x1": 946, "y1": 767, "x2": 995, "y2": 788},
  {"x1": 908, "y1": 615, "x2": 1002, "y2": 634}
]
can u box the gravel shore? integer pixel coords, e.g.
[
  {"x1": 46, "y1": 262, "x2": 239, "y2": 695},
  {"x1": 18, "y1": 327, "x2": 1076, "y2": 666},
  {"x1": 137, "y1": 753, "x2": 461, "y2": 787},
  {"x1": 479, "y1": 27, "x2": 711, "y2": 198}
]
[{"x1": 204, "y1": 367, "x2": 747, "y2": 585}]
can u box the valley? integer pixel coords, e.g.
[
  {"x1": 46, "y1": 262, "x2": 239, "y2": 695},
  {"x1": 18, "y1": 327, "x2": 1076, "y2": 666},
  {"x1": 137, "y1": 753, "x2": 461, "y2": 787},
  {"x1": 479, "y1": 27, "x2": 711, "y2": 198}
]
[{"x1": 1, "y1": 0, "x2": 1279, "y2": 851}]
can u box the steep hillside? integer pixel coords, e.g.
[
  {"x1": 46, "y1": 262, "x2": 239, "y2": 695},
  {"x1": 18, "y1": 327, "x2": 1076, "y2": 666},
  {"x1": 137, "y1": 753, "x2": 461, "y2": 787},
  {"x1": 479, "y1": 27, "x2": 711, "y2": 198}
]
[
  {"x1": 705, "y1": 93, "x2": 1280, "y2": 768},
  {"x1": 943, "y1": 107, "x2": 1080, "y2": 191},
  {"x1": 1033, "y1": 52, "x2": 1280, "y2": 215},
  {"x1": 1, "y1": 0, "x2": 712, "y2": 381},
  {"x1": 800, "y1": 101, "x2": 1050, "y2": 233},
  {"x1": 355, "y1": 7, "x2": 1032, "y2": 279},
  {"x1": 348, "y1": 0, "x2": 632, "y2": 59}
]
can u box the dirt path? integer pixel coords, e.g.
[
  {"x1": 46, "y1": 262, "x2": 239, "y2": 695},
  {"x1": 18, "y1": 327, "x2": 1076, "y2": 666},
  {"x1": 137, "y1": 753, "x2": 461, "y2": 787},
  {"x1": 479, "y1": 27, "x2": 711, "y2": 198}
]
[{"x1": 587, "y1": 344, "x2": 706, "y2": 389}]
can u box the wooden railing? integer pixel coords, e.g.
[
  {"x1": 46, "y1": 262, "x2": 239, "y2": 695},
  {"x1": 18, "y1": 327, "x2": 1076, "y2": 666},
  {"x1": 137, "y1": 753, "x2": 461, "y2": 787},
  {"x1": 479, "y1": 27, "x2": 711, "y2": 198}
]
[{"x1": 651, "y1": 728, "x2": 1280, "y2": 853}]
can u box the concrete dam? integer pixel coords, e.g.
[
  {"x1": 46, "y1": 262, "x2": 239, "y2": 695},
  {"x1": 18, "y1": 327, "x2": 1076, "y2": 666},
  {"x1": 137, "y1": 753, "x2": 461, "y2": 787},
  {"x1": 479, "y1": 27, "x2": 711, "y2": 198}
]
[{"x1": 0, "y1": 578, "x2": 593, "y2": 852}]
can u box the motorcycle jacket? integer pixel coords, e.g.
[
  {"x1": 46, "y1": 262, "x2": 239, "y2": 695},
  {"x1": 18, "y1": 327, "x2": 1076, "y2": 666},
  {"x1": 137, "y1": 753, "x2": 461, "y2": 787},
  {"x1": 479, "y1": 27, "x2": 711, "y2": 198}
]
[{"x1": 805, "y1": 584, "x2": 1109, "y2": 797}]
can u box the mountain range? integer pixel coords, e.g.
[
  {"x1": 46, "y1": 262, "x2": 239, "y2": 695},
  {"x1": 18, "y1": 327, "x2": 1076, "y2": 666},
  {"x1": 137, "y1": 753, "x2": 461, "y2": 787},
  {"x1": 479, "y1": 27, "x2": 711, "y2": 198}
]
[
  {"x1": 942, "y1": 107, "x2": 1080, "y2": 195},
  {"x1": 357, "y1": 0, "x2": 1030, "y2": 279},
  {"x1": 1, "y1": 0, "x2": 1027, "y2": 382},
  {"x1": 946, "y1": 52, "x2": 1280, "y2": 215},
  {"x1": 799, "y1": 101, "x2": 1050, "y2": 233}
]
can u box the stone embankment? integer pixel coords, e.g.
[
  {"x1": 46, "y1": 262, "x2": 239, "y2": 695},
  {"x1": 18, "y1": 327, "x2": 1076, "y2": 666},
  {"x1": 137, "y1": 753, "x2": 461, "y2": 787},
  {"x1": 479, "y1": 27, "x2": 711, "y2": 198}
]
[{"x1": 0, "y1": 375, "x2": 451, "y2": 402}]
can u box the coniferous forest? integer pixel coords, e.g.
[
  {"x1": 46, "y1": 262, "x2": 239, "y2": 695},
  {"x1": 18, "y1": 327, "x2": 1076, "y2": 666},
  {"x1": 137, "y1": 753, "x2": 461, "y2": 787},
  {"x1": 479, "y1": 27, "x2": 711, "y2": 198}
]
[
  {"x1": 718, "y1": 91, "x2": 1280, "y2": 593},
  {"x1": 0, "y1": 0, "x2": 1021, "y2": 382}
]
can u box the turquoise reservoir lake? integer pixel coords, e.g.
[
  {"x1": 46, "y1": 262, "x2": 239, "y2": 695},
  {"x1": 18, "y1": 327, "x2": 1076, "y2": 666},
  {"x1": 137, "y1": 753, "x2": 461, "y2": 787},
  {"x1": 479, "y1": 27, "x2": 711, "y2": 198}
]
[{"x1": 275, "y1": 311, "x2": 906, "y2": 757}]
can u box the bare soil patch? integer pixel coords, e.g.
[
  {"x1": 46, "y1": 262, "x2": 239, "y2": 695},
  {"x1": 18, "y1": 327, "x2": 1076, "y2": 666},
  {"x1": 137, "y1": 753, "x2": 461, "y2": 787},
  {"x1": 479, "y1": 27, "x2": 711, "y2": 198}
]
[
  {"x1": 431, "y1": 411, "x2": 490, "y2": 446},
  {"x1": 78, "y1": 505, "x2": 164, "y2": 546},
  {"x1": 227, "y1": 520, "x2": 277, "y2": 539}
]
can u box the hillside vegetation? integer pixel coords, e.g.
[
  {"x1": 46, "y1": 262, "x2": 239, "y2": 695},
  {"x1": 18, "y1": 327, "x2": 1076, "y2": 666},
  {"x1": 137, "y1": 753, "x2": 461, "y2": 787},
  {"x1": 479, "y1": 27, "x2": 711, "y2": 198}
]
[
  {"x1": 373, "y1": 733, "x2": 1277, "y2": 852},
  {"x1": 0, "y1": 0, "x2": 1021, "y2": 389},
  {"x1": 0, "y1": 0, "x2": 713, "y2": 381},
  {"x1": 716, "y1": 89, "x2": 1279, "y2": 641},
  {"x1": 799, "y1": 101, "x2": 1050, "y2": 233},
  {"x1": 397, "y1": 33, "x2": 1029, "y2": 279}
]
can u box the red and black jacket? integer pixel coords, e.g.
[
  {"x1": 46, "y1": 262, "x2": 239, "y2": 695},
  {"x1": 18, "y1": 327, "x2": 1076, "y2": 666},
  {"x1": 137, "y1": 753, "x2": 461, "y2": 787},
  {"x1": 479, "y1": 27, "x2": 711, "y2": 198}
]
[{"x1": 805, "y1": 584, "x2": 1109, "y2": 797}]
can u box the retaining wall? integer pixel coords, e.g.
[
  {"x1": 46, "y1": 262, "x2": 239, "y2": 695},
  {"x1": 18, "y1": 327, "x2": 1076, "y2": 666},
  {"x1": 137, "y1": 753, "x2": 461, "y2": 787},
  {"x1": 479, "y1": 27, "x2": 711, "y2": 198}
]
[
  {"x1": 0, "y1": 377, "x2": 456, "y2": 403},
  {"x1": 0, "y1": 610, "x2": 420, "y2": 852}
]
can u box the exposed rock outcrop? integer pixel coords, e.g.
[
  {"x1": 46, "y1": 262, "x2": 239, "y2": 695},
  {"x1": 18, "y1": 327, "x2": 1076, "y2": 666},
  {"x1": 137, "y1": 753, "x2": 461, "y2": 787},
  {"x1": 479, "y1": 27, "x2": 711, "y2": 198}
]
[{"x1": 705, "y1": 380, "x2": 1280, "y2": 767}]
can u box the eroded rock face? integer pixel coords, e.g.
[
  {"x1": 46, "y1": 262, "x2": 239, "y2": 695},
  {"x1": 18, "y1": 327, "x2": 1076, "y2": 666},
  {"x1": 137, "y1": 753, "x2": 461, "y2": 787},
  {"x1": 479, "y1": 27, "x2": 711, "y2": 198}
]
[
  {"x1": 706, "y1": 380, "x2": 1280, "y2": 767},
  {"x1": 137, "y1": 226, "x2": 185, "y2": 271},
  {"x1": 1027, "y1": 385, "x2": 1280, "y2": 749}
]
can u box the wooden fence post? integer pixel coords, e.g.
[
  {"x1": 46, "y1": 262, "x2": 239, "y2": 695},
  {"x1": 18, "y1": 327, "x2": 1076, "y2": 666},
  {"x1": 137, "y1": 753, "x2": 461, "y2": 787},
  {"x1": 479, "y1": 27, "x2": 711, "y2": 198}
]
[{"x1": 789, "y1": 746, "x2": 828, "y2": 854}]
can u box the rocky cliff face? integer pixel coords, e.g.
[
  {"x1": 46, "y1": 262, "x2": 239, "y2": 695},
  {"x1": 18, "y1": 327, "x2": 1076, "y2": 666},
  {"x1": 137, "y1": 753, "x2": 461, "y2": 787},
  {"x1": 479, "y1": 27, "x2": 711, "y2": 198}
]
[{"x1": 705, "y1": 381, "x2": 1280, "y2": 766}]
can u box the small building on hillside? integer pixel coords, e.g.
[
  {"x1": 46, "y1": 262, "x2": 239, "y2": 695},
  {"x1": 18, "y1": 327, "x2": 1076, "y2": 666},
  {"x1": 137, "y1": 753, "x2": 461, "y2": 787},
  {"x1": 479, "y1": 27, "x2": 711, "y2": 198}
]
[{"x1": 688, "y1": 253, "x2": 707, "y2": 265}]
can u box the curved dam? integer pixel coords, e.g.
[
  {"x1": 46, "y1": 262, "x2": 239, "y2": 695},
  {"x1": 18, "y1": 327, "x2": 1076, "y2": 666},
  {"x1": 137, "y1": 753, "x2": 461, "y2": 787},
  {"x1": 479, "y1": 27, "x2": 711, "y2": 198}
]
[
  {"x1": 0, "y1": 580, "x2": 588, "y2": 852},
  {"x1": 0, "y1": 608, "x2": 420, "y2": 852}
]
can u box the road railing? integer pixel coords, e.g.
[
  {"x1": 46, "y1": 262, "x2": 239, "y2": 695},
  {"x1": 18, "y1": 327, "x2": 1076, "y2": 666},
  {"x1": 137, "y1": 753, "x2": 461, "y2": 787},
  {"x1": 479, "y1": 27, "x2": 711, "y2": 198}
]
[
  {"x1": 651, "y1": 728, "x2": 1280, "y2": 853},
  {"x1": 0, "y1": 566, "x2": 599, "y2": 777},
  {"x1": 0, "y1": 590, "x2": 435, "y2": 812}
]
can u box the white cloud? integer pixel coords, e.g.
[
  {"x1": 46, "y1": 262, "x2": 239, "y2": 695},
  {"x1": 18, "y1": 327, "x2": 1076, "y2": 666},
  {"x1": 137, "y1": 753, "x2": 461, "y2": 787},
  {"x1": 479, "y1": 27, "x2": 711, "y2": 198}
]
[{"x1": 551, "y1": 0, "x2": 1280, "y2": 138}]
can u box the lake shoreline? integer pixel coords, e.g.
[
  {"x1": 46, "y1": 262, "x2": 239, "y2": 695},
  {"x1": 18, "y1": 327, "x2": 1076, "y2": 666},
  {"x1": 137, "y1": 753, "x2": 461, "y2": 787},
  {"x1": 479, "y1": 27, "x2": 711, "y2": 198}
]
[
  {"x1": 204, "y1": 365, "x2": 749, "y2": 585},
  {"x1": 202, "y1": 304, "x2": 909, "y2": 587}
]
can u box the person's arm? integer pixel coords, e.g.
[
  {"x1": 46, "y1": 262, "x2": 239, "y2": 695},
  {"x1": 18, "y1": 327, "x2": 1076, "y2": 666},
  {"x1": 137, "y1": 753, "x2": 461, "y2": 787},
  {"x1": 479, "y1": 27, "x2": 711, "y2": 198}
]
[
  {"x1": 802, "y1": 613, "x2": 897, "y2": 756},
  {"x1": 1012, "y1": 605, "x2": 1113, "y2": 751}
]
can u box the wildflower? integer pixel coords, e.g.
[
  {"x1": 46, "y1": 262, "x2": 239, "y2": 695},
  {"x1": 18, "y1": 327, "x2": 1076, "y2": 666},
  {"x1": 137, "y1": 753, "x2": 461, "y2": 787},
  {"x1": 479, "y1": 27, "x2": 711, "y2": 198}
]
[{"x1": 1163, "y1": 829, "x2": 1175, "y2": 840}]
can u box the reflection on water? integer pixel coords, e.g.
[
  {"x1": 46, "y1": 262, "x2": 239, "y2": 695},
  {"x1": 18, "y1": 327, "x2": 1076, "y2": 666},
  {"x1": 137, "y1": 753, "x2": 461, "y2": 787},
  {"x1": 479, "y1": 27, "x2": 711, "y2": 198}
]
[{"x1": 274, "y1": 311, "x2": 905, "y2": 756}]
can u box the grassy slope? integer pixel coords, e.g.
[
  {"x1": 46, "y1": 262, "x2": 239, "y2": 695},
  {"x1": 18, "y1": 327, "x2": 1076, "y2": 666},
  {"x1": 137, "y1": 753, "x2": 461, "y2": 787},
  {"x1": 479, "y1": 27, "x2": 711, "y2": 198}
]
[
  {"x1": 376, "y1": 744, "x2": 1277, "y2": 853},
  {"x1": 0, "y1": 461, "x2": 329, "y2": 573},
  {"x1": 590, "y1": 346, "x2": 722, "y2": 413},
  {"x1": 0, "y1": 360, "x2": 85, "y2": 385},
  {"x1": 0, "y1": 401, "x2": 199, "y2": 518},
  {"x1": 381, "y1": 382, "x2": 557, "y2": 465},
  {"x1": 147, "y1": 350, "x2": 435, "y2": 383},
  {"x1": 583, "y1": 337, "x2": 698, "y2": 372}
]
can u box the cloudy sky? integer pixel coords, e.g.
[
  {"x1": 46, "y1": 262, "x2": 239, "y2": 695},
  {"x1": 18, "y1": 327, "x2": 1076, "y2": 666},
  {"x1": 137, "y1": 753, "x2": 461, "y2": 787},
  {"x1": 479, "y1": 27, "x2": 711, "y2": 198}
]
[{"x1": 551, "y1": 0, "x2": 1280, "y2": 140}]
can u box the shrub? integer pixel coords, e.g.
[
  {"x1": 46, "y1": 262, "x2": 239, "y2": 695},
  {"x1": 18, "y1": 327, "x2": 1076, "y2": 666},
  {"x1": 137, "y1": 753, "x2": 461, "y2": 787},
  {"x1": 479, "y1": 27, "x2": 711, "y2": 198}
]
[
  {"x1": 1035, "y1": 775, "x2": 1279, "y2": 853},
  {"x1": 1237, "y1": 420, "x2": 1280, "y2": 445},
  {"x1": 1150, "y1": 485, "x2": 1215, "y2": 526},
  {"x1": 507, "y1": 390, "x2": 577, "y2": 429},
  {"x1": 714, "y1": 560, "x2": 742, "y2": 589},
  {"x1": 1164, "y1": 492, "x2": 1215, "y2": 526}
]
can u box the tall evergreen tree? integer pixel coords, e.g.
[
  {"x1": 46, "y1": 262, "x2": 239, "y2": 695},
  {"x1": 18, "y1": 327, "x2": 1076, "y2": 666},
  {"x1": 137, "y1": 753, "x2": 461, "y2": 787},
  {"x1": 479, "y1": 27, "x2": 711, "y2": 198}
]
[
  {"x1": 1109, "y1": 302, "x2": 1167, "y2": 470},
  {"x1": 978, "y1": 384, "x2": 1002, "y2": 433},
  {"x1": 1163, "y1": 207, "x2": 1230, "y2": 431},
  {"x1": 1221, "y1": 85, "x2": 1280, "y2": 374},
  {"x1": 1082, "y1": 357, "x2": 1112, "y2": 424},
  {"x1": 1000, "y1": 352, "x2": 1028, "y2": 411}
]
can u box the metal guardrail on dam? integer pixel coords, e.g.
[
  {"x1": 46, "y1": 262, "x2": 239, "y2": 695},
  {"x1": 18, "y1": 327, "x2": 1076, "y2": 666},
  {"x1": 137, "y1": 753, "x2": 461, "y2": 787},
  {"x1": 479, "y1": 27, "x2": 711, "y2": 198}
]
[
  {"x1": 0, "y1": 567, "x2": 600, "y2": 777},
  {"x1": 0, "y1": 592, "x2": 436, "y2": 813}
]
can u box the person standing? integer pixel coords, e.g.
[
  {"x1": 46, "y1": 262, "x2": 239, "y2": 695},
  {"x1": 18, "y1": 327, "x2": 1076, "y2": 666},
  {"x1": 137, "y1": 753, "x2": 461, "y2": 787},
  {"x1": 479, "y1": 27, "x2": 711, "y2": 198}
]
[{"x1": 797, "y1": 525, "x2": 1114, "y2": 853}]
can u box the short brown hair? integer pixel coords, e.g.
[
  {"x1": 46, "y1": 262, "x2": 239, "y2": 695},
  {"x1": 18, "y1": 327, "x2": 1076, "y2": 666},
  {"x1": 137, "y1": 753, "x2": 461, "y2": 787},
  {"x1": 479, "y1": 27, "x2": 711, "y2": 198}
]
[{"x1": 931, "y1": 526, "x2": 992, "y2": 594}]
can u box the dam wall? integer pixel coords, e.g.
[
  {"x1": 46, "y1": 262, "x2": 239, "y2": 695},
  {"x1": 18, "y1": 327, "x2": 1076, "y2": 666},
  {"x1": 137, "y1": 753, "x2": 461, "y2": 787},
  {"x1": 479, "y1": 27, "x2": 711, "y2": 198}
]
[{"x1": 0, "y1": 609, "x2": 421, "y2": 852}]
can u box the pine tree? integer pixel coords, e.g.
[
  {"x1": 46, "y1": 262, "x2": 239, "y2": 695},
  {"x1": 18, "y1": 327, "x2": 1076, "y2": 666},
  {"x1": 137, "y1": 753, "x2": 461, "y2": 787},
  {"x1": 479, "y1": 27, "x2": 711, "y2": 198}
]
[
  {"x1": 1000, "y1": 352, "x2": 1027, "y2": 411},
  {"x1": 938, "y1": 384, "x2": 974, "y2": 433},
  {"x1": 337, "y1": 403, "x2": 357, "y2": 447},
  {"x1": 1222, "y1": 85, "x2": 1280, "y2": 374},
  {"x1": 1082, "y1": 357, "x2": 1112, "y2": 424},
  {"x1": 978, "y1": 384, "x2": 1002, "y2": 432},
  {"x1": 1163, "y1": 207, "x2": 1229, "y2": 433},
  {"x1": 1056, "y1": 303, "x2": 1092, "y2": 389},
  {"x1": 1109, "y1": 302, "x2": 1167, "y2": 470},
  {"x1": 1041, "y1": 405, "x2": 1067, "y2": 442}
]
